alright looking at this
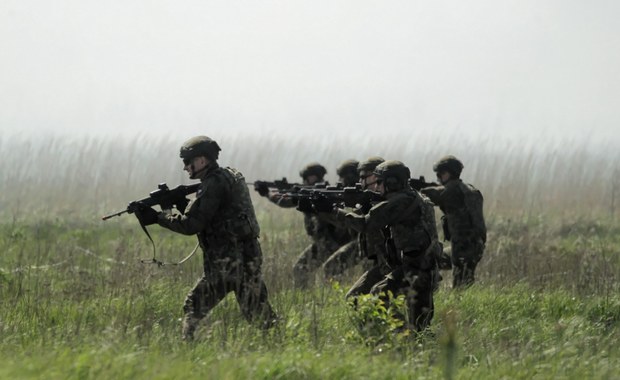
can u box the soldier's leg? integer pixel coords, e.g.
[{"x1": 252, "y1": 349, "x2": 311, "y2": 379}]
[
  {"x1": 437, "y1": 244, "x2": 453, "y2": 270},
  {"x1": 234, "y1": 239, "x2": 278, "y2": 328},
  {"x1": 293, "y1": 237, "x2": 340, "y2": 288},
  {"x1": 182, "y1": 273, "x2": 228, "y2": 340},
  {"x1": 451, "y1": 240, "x2": 484, "y2": 288},
  {"x1": 346, "y1": 264, "x2": 389, "y2": 300},
  {"x1": 404, "y1": 270, "x2": 434, "y2": 332},
  {"x1": 322, "y1": 240, "x2": 360, "y2": 281},
  {"x1": 369, "y1": 269, "x2": 407, "y2": 325},
  {"x1": 292, "y1": 243, "x2": 317, "y2": 288}
]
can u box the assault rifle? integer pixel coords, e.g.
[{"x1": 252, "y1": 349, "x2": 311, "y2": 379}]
[
  {"x1": 278, "y1": 185, "x2": 384, "y2": 212},
  {"x1": 408, "y1": 176, "x2": 438, "y2": 191},
  {"x1": 102, "y1": 182, "x2": 200, "y2": 220},
  {"x1": 252, "y1": 178, "x2": 332, "y2": 196},
  {"x1": 252, "y1": 177, "x2": 299, "y2": 193}
]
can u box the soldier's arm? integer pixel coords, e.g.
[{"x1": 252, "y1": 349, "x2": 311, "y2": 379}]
[
  {"x1": 420, "y1": 186, "x2": 444, "y2": 205},
  {"x1": 334, "y1": 201, "x2": 395, "y2": 234},
  {"x1": 157, "y1": 177, "x2": 226, "y2": 235},
  {"x1": 317, "y1": 205, "x2": 357, "y2": 227},
  {"x1": 268, "y1": 193, "x2": 297, "y2": 208},
  {"x1": 463, "y1": 188, "x2": 487, "y2": 243}
]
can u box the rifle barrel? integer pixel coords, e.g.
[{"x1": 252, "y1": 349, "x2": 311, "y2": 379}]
[{"x1": 101, "y1": 210, "x2": 128, "y2": 221}]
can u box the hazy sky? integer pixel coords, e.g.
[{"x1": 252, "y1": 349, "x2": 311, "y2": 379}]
[{"x1": 1, "y1": 0, "x2": 619, "y2": 143}]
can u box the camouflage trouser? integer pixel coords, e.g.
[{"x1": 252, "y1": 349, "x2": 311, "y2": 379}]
[
  {"x1": 293, "y1": 237, "x2": 342, "y2": 288},
  {"x1": 322, "y1": 240, "x2": 368, "y2": 281},
  {"x1": 370, "y1": 267, "x2": 435, "y2": 332},
  {"x1": 345, "y1": 263, "x2": 391, "y2": 300},
  {"x1": 448, "y1": 239, "x2": 485, "y2": 288},
  {"x1": 183, "y1": 238, "x2": 277, "y2": 335}
]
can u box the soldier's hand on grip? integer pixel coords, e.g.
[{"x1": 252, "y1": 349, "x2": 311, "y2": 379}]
[
  {"x1": 296, "y1": 198, "x2": 314, "y2": 213},
  {"x1": 312, "y1": 194, "x2": 334, "y2": 213}
]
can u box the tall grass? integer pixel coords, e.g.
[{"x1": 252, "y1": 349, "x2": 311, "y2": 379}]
[
  {"x1": 1, "y1": 131, "x2": 619, "y2": 218},
  {"x1": 1, "y1": 131, "x2": 619, "y2": 378}
]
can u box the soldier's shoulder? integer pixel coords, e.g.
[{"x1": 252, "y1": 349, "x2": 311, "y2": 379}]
[
  {"x1": 457, "y1": 180, "x2": 482, "y2": 195},
  {"x1": 384, "y1": 190, "x2": 418, "y2": 209},
  {"x1": 201, "y1": 167, "x2": 235, "y2": 192}
]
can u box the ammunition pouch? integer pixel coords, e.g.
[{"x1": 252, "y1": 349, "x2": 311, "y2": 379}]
[
  {"x1": 385, "y1": 239, "x2": 401, "y2": 268},
  {"x1": 225, "y1": 214, "x2": 258, "y2": 240},
  {"x1": 207, "y1": 214, "x2": 258, "y2": 241},
  {"x1": 401, "y1": 240, "x2": 440, "y2": 271}
]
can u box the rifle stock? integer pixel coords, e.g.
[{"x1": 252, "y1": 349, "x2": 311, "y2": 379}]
[{"x1": 408, "y1": 176, "x2": 438, "y2": 191}]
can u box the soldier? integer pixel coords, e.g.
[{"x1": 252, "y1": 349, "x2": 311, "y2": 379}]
[
  {"x1": 340, "y1": 156, "x2": 393, "y2": 300},
  {"x1": 322, "y1": 160, "x2": 441, "y2": 332},
  {"x1": 335, "y1": 159, "x2": 360, "y2": 187},
  {"x1": 322, "y1": 159, "x2": 364, "y2": 280},
  {"x1": 420, "y1": 155, "x2": 486, "y2": 288},
  {"x1": 260, "y1": 162, "x2": 351, "y2": 288},
  {"x1": 134, "y1": 136, "x2": 277, "y2": 340}
]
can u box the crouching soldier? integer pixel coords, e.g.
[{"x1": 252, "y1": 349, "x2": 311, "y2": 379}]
[
  {"x1": 321, "y1": 160, "x2": 441, "y2": 332},
  {"x1": 258, "y1": 162, "x2": 351, "y2": 288}
]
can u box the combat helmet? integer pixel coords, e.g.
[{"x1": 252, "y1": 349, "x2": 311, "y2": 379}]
[
  {"x1": 373, "y1": 160, "x2": 411, "y2": 191},
  {"x1": 180, "y1": 136, "x2": 221, "y2": 161},
  {"x1": 433, "y1": 155, "x2": 464, "y2": 177},
  {"x1": 357, "y1": 156, "x2": 385, "y2": 175},
  {"x1": 299, "y1": 162, "x2": 327, "y2": 180},
  {"x1": 336, "y1": 159, "x2": 360, "y2": 186}
]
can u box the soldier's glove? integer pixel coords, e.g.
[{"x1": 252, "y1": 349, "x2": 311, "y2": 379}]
[
  {"x1": 312, "y1": 194, "x2": 334, "y2": 213},
  {"x1": 255, "y1": 182, "x2": 270, "y2": 197},
  {"x1": 132, "y1": 202, "x2": 159, "y2": 226},
  {"x1": 296, "y1": 198, "x2": 314, "y2": 213}
]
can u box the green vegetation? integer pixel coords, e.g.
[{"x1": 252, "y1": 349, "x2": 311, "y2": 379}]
[
  {"x1": 1, "y1": 211, "x2": 619, "y2": 379},
  {"x1": 1, "y1": 134, "x2": 619, "y2": 378}
]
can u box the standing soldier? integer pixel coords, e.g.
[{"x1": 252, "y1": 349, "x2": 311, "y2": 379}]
[
  {"x1": 420, "y1": 155, "x2": 486, "y2": 288},
  {"x1": 259, "y1": 162, "x2": 351, "y2": 288},
  {"x1": 133, "y1": 135, "x2": 278, "y2": 340},
  {"x1": 322, "y1": 160, "x2": 441, "y2": 332}
]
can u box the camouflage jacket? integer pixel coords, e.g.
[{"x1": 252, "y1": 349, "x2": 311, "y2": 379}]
[
  {"x1": 158, "y1": 163, "x2": 261, "y2": 253},
  {"x1": 335, "y1": 189, "x2": 439, "y2": 270},
  {"x1": 421, "y1": 179, "x2": 486, "y2": 244},
  {"x1": 270, "y1": 193, "x2": 352, "y2": 245}
]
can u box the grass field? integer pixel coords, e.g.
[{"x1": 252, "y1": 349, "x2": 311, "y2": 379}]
[{"x1": 1, "y1": 133, "x2": 619, "y2": 379}]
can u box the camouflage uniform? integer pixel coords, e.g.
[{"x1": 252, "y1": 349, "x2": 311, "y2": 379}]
[
  {"x1": 321, "y1": 159, "x2": 366, "y2": 281},
  {"x1": 268, "y1": 163, "x2": 352, "y2": 288},
  {"x1": 336, "y1": 161, "x2": 440, "y2": 332},
  {"x1": 343, "y1": 157, "x2": 391, "y2": 299},
  {"x1": 293, "y1": 210, "x2": 352, "y2": 287},
  {"x1": 421, "y1": 156, "x2": 486, "y2": 288},
  {"x1": 155, "y1": 136, "x2": 277, "y2": 340},
  {"x1": 344, "y1": 221, "x2": 391, "y2": 298}
]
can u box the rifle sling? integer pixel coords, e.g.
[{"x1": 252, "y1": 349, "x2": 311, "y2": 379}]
[{"x1": 138, "y1": 221, "x2": 199, "y2": 267}]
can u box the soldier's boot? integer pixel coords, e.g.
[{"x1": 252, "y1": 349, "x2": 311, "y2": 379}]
[
  {"x1": 292, "y1": 266, "x2": 310, "y2": 289},
  {"x1": 437, "y1": 251, "x2": 453, "y2": 270},
  {"x1": 181, "y1": 315, "x2": 200, "y2": 341},
  {"x1": 452, "y1": 264, "x2": 474, "y2": 289},
  {"x1": 431, "y1": 268, "x2": 443, "y2": 293}
]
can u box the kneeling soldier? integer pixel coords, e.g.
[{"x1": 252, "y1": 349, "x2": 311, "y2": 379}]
[{"x1": 326, "y1": 160, "x2": 440, "y2": 332}]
